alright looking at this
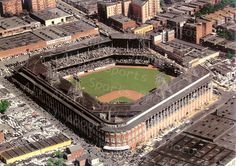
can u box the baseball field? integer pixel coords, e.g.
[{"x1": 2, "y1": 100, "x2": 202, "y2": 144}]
[{"x1": 69, "y1": 66, "x2": 172, "y2": 103}]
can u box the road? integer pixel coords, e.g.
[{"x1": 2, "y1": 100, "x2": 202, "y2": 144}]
[
  {"x1": 57, "y1": 0, "x2": 86, "y2": 17},
  {"x1": 57, "y1": 0, "x2": 96, "y2": 27}
]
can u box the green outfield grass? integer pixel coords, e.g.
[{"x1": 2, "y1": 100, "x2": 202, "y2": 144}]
[{"x1": 69, "y1": 67, "x2": 172, "y2": 97}]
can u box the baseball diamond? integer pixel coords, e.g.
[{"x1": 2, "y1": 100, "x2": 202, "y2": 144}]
[{"x1": 68, "y1": 66, "x2": 172, "y2": 103}]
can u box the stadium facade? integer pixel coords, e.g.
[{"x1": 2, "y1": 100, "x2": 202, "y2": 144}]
[{"x1": 10, "y1": 39, "x2": 213, "y2": 150}]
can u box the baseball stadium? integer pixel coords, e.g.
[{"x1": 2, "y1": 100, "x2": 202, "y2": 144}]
[{"x1": 10, "y1": 36, "x2": 214, "y2": 150}]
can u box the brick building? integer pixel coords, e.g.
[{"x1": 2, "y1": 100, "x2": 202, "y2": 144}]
[
  {"x1": 131, "y1": 0, "x2": 160, "y2": 23},
  {"x1": 24, "y1": 0, "x2": 56, "y2": 12},
  {"x1": 0, "y1": 0, "x2": 23, "y2": 16},
  {"x1": 56, "y1": 21, "x2": 99, "y2": 41},
  {"x1": 75, "y1": 155, "x2": 87, "y2": 166},
  {"x1": 0, "y1": 17, "x2": 40, "y2": 38},
  {"x1": 0, "y1": 32, "x2": 46, "y2": 59},
  {"x1": 65, "y1": 145, "x2": 84, "y2": 161},
  {"x1": 0, "y1": 131, "x2": 4, "y2": 143},
  {"x1": 97, "y1": 1, "x2": 122, "y2": 21},
  {"x1": 122, "y1": 0, "x2": 131, "y2": 17},
  {"x1": 182, "y1": 19, "x2": 212, "y2": 44},
  {"x1": 109, "y1": 14, "x2": 136, "y2": 31},
  {"x1": 203, "y1": 7, "x2": 236, "y2": 26}
]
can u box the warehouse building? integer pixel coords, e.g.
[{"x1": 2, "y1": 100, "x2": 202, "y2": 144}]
[
  {"x1": 32, "y1": 26, "x2": 71, "y2": 46},
  {"x1": 0, "y1": 21, "x2": 99, "y2": 59},
  {"x1": 0, "y1": 32, "x2": 46, "y2": 58},
  {"x1": 0, "y1": 134, "x2": 71, "y2": 164},
  {"x1": 30, "y1": 8, "x2": 73, "y2": 26},
  {"x1": 201, "y1": 34, "x2": 236, "y2": 54},
  {"x1": 182, "y1": 19, "x2": 212, "y2": 44},
  {"x1": 109, "y1": 15, "x2": 136, "y2": 31},
  {"x1": 154, "y1": 39, "x2": 219, "y2": 68},
  {"x1": 141, "y1": 133, "x2": 236, "y2": 166},
  {"x1": 56, "y1": 21, "x2": 99, "y2": 41},
  {"x1": 0, "y1": 17, "x2": 40, "y2": 38}
]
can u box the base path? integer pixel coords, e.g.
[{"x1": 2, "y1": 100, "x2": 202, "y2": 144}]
[{"x1": 98, "y1": 90, "x2": 144, "y2": 103}]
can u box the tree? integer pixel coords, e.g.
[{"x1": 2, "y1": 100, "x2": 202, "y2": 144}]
[
  {"x1": 53, "y1": 151, "x2": 63, "y2": 158},
  {"x1": 195, "y1": 0, "x2": 236, "y2": 17},
  {"x1": 47, "y1": 162, "x2": 53, "y2": 166},
  {"x1": 0, "y1": 100, "x2": 10, "y2": 114},
  {"x1": 216, "y1": 29, "x2": 231, "y2": 40},
  {"x1": 47, "y1": 158, "x2": 53, "y2": 166},
  {"x1": 226, "y1": 51, "x2": 234, "y2": 59},
  {"x1": 54, "y1": 159, "x2": 63, "y2": 166}
]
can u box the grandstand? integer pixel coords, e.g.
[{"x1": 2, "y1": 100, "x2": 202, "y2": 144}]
[{"x1": 11, "y1": 39, "x2": 214, "y2": 150}]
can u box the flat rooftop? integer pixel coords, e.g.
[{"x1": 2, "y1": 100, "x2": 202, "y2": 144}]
[
  {"x1": 110, "y1": 15, "x2": 135, "y2": 24},
  {"x1": 98, "y1": 1, "x2": 121, "y2": 7},
  {"x1": 57, "y1": 21, "x2": 97, "y2": 35},
  {"x1": 223, "y1": 6, "x2": 236, "y2": 13},
  {"x1": 32, "y1": 8, "x2": 72, "y2": 21},
  {"x1": 170, "y1": 39, "x2": 207, "y2": 51},
  {"x1": 220, "y1": 23, "x2": 236, "y2": 31},
  {"x1": 168, "y1": 15, "x2": 190, "y2": 23},
  {"x1": 190, "y1": 1, "x2": 208, "y2": 6},
  {"x1": 215, "y1": 126, "x2": 236, "y2": 151},
  {"x1": 21, "y1": 15, "x2": 40, "y2": 24},
  {"x1": 0, "y1": 134, "x2": 70, "y2": 160},
  {"x1": 0, "y1": 17, "x2": 29, "y2": 30},
  {"x1": 160, "y1": 39, "x2": 214, "y2": 57},
  {"x1": 216, "y1": 94, "x2": 236, "y2": 121},
  {"x1": 204, "y1": 13, "x2": 225, "y2": 21},
  {"x1": 158, "y1": 13, "x2": 177, "y2": 19},
  {"x1": 141, "y1": 134, "x2": 236, "y2": 166},
  {"x1": 225, "y1": 41, "x2": 236, "y2": 51},
  {"x1": 33, "y1": 26, "x2": 70, "y2": 41},
  {"x1": 177, "y1": 5, "x2": 195, "y2": 11},
  {"x1": 212, "y1": 63, "x2": 233, "y2": 75},
  {"x1": 185, "y1": 114, "x2": 235, "y2": 142},
  {"x1": 201, "y1": 34, "x2": 225, "y2": 44},
  {"x1": 0, "y1": 32, "x2": 43, "y2": 51},
  {"x1": 130, "y1": 0, "x2": 146, "y2": 6}
]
